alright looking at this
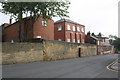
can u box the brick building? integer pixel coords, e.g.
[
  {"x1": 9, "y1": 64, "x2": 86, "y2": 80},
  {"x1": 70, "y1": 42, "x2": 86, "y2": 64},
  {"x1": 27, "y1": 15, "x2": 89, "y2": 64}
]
[
  {"x1": 85, "y1": 32, "x2": 100, "y2": 45},
  {"x1": 1, "y1": 23, "x2": 10, "y2": 27},
  {"x1": 2, "y1": 16, "x2": 54, "y2": 42},
  {"x1": 85, "y1": 32, "x2": 110, "y2": 46},
  {"x1": 54, "y1": 19, "x2": 85, "y2": 43}
]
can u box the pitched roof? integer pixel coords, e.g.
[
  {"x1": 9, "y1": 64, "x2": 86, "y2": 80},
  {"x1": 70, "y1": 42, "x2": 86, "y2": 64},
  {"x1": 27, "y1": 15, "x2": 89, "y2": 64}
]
[
  {"x1": 1, "y1": 23, "x2": 10, "y2": 27},
  {"x1": 91, "y1": 35, "x2": 100, "y2": 40},
  {"x1": 4, "y1": 17, "x2": 29, "y2": 29},
  {"x1": 54, "y1": 19, "x2": 85, "y2": 26},
  {"x1": 96, "y1": 36, "x2": 109, "y2": 39}
]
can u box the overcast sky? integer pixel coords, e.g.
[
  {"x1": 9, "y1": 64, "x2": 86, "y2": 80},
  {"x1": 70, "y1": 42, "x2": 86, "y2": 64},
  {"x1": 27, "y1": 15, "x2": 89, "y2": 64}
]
[{"x1": 0, "y1": 0, "x2": 119, "y2": 37}]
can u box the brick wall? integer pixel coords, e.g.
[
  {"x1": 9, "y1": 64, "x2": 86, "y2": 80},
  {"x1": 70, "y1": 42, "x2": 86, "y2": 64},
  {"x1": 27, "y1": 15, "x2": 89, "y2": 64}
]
[
  {"x1": 33, "y1": 17, "x2": 54, "y2": 40},
  {"x1": 3, "y1": 16, "x2": 54, "y2": 42},
  {"x1": 54, "y1": 21, "x2": 85, "y2": 43},
  {"x1": 3, "y1": 19, "x2": 33, "y2": 42},
  {"x1": 54, "y1": 22, "x2": 65, "y2": 41},
  {"x1": 64, "y1": 22, "x2": 85, "y2": 43}
]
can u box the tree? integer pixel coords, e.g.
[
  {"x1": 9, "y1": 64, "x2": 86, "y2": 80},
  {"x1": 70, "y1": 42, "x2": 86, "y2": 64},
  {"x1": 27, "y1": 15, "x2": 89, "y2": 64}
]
[
  {"x1": 1, "y1": 1, "x2": 70, "y2": 42},
  {"x1": 91, "y1": 32, "x2": 95, "y2": 36},
  {"x1": 112, "y1": 38, "x2": 120, "y2": 51},
  {"x1": 97, "y1": 32, "x2": 102, "y2": 37},
  {"x1": 109, "y1": 35, "x2": 120, "y2": 51}
]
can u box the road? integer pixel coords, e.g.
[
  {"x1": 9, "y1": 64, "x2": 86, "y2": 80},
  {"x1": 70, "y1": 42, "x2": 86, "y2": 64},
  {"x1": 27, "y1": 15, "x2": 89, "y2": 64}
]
[{"x1": 2, "y1": 54, "x2": 118, "y2": 78}]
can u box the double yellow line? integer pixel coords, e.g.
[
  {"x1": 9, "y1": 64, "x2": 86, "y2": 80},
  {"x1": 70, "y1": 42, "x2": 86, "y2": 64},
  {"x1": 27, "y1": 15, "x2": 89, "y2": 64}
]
[{"x1": 106, "y1": 59, "x2": 119, "y2": 72}]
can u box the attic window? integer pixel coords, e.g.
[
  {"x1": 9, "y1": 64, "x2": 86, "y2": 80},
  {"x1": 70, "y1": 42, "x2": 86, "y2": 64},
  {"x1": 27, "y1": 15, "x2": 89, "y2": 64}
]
[{"x1": 42, "y1": 21, "x2": 47, "y2": 26}]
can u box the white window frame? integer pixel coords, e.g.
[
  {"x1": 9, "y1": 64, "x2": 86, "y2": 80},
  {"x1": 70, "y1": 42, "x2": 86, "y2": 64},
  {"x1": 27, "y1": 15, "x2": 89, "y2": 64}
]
[
  {"x1": 67, "y1": 25, "x2": 71, "y2": 30},
  {"x1": 77, "y1": 27, "x2": 80, "y2": 32},
  {"x1": 81, "y1": 28, "x2": 84, "y2": 32},
  {"x1": 58, "y1": 25, "x2": 62, "y2": 31},
  {"x1": 73, "y1": 26, "x2": 76, "y2": 31},
  {"x1": 67, "y1": 39, "x2": 70, "y2": 42},
  {"x1": 58, "y1": 39, "x2": 62, "y2": 41},
  {"x1": 97, "y1": 41, "x2": 100, "y2": 45},
  {"x1": 73, "y1": 39, "x2": 76, "y2": 43},
  {"x1": 82, "y1": 39, "x2": 84, "y2": 43},
  {"x1": 42, "y1": 21, "x2": 47, "y2": 26},
  {"x1": 36, "y1": 36, "x2": 41, "y2": 38},
  {"x1": 78, "y1": 40, "x2": 80, "y2": 43}
]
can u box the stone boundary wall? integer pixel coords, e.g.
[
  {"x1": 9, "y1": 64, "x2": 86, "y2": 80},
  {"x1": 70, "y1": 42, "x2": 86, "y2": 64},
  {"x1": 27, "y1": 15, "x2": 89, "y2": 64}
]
[
  {"x1": 2, "y1": 40, "x2": 97, "y2": 64},
  {"x1": 80, "y1": 45, "x2": 97, "y2": 57},
  {"x1": 2, "y1": 43, "x2": 44, "y2": 64},
  {"x1": 97, "y1": 45, "x2": 114, "y2": 55}
]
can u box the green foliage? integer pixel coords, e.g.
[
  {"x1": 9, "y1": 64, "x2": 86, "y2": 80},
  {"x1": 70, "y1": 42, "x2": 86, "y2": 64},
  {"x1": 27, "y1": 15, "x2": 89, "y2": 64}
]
[
  {"x1": 1, "y1": 1, "x2": 70, "y2": 42},
  {"x1": 109, "y1": 35, "x2": 117, "y2": 39},
  {"x1": 98, "y1": 32, "x2": 102, "y2": 37},
  {"x1": 109, "y1": 39, "x2": 113, "y2": 45},
  {"x1": 109, "y1": 35, "x2": 120, "y2": 51},
  {"x1": 112, "y1": 38, "x2": 120, "y2": 51},
  {"x1": 91, "y1": 33, "x2": 95, "y2": 36},
  {"x1": 1, "y1": 1, "x2": 70, "y2": 20}
]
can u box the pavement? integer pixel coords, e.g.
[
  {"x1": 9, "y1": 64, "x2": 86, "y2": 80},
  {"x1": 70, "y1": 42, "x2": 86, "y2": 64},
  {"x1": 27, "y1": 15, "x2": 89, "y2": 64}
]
[{"x1": 2, "y1": 54, "x2": 119, "y2": 78}]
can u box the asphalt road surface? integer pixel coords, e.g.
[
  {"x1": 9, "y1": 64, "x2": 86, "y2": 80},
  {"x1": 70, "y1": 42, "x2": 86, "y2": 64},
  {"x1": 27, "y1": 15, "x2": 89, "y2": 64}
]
[{"x1": 2, "y1": 54, "x2": 118, "y2": 78}]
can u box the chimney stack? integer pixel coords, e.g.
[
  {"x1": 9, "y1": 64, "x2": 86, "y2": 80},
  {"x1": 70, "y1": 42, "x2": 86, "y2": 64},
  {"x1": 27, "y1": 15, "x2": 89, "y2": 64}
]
[
  {"x1": 87, "y1": 31, "x2": 91, "y2": 36},
  {"x1": 10, "y1": 16, "x2": 12, "y2": 24}
]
